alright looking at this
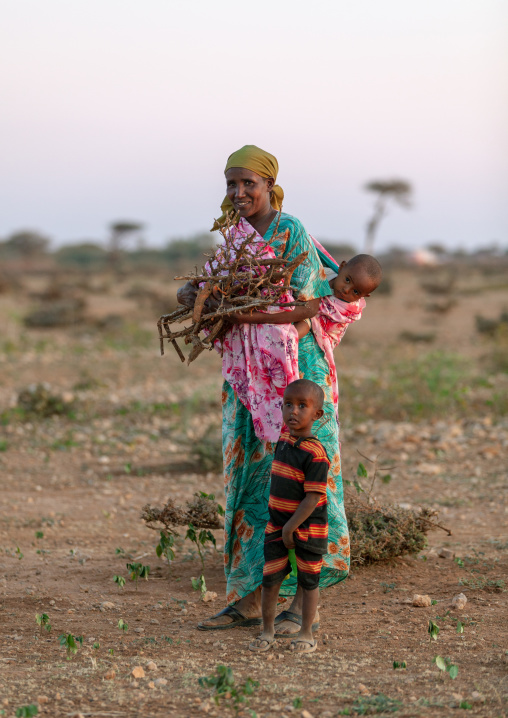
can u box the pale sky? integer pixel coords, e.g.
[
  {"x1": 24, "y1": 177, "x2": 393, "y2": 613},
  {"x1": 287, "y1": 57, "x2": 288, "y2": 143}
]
[{"x1": 1, "y1": 0, "x2": 507, "y2": 252}]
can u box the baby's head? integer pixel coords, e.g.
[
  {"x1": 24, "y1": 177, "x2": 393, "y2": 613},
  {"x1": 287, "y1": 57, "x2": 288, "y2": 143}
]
[
  {"x1": 331, "y1": 254, "x2": 382, "y2": 303},
  {"x1": 283, "y1": 379, "x2": 324, "y2": 437}
]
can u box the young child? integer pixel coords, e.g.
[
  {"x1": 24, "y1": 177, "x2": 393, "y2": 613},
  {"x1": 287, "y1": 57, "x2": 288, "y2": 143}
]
[
  {"x1": 249, "y1": 379, "x2": 330, "y2": 654},
  {"x1": 294, "y1": 253, "x2": 382, "y2": 413}
]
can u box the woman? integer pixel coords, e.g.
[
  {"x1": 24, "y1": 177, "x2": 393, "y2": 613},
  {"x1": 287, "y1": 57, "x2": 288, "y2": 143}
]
[{"x1": 177, "y1": 145, "x2": 350, "y2": 633}]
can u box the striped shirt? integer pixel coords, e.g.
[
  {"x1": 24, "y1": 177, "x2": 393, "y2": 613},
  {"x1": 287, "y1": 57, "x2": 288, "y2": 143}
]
[{"x1": 265, "y1": 427, "x2": 329, "y2": 555}]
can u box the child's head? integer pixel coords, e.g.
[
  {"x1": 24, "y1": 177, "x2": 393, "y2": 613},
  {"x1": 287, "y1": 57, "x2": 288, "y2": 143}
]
[
  {"x1": 283, "y1": 379, "x2": 324, "y2": 437},
  {"x1": 332, "y1": 254, "x2": 382, "y2": 303}
]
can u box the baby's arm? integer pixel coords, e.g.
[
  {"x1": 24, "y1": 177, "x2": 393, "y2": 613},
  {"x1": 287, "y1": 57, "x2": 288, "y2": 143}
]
[{"x1": 294, "y1": 318, "x2": 311, "y2": 340}]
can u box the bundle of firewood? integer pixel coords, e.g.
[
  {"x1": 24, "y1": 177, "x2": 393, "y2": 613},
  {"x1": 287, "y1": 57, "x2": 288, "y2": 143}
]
[{"x1": 157, "y1": 212, "x2": 308, "y2": 364}]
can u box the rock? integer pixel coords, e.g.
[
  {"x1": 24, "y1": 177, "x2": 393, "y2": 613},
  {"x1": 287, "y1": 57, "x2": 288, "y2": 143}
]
[
  {"x1": 100, "y1": 601, "x2": 115, "y2": 611},
  {"x1": 438, "y1": 547, "x2": 455, "y2": 559},
  {"x1": 146, "y1": 661, "x2": 157, "y2": 671},
  {"x1": 412, "y1": 594, "x2": 432, "y2": 607},
  {"x1": 451, "y1": 593, "x2": 467, "y2": 610},
  {"x1": 202, "y1": 591, "x2": 218, "y2": 603},
  {"x1": 148, "y1": 681, "x2": 155, "y2": 689},
  {"x1": 358, "y1": 684, "x2": 370, "y2": 695},
  {"x1": 134, "y1": 627, "x2": 145, "y2": 633},
  {"x1": 301, "y1": 711, "x2": 315, "y2": 718},
  {"x1": 131, "y1": 666, "x2": 145, "y2": 679},
  {"x1": 37, "y1": 696, "x2": 49, "y2": 705},
  {"x1": 471, "y1": 691, "x2": 485, "y2": 703},
  {"x1": 154, "y1": 678, "x2": 168, "y2": 687},
  {"x1": 104, "y1": 669, "x2": 116, "y2": 680},
  {"x1": 150, "y1": 618, "x2": 160, "y2": 625}
]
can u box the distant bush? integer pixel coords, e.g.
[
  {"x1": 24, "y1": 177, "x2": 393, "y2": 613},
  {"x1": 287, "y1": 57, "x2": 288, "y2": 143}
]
[{"x1": 54, "y1": 243, "x2": 108, "y2": 269}]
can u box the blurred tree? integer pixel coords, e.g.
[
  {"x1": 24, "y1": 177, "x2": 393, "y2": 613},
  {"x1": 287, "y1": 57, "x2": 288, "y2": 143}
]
[
  {"x1": 54, "y1": 242, "x2": 107, "y2": 269},
  {"x1": 108, "y1": 221, "x2": 145, "y2": 269},
  {"x1": 4, "y1": 230, "x2": 50, "y2": 258},
  {"x1": 364, "y1": 180, "x2": 413, "y2": 254}
]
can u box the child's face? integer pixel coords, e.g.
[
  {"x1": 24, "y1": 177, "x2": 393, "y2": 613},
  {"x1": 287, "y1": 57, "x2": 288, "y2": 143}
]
[
  {"x1": 332, "y1": 262, "x2": 379, "y2": 303},
  {"x1": 282, "y1": 388, "x2": 324, "y2": 437}
]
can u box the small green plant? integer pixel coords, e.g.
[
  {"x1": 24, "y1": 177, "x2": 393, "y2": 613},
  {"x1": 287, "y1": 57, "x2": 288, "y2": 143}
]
[
  {"x1": 433, "y1": 655, "x2": 458, "y2": 679},
  {"x1": 34, "y1": 531, "x2": 44, "y2": 540},
  {"x1": 126, "y1": 562, "x2": 150, "y2": 589},
  {"x1": 198, "y1": 664, "x2": 259, "y2": 714},
  {"x1": 15, "y1": 706, "x2": 38, "y2": 718},
  {"x1": 15, "y1": 546, "x2": 23, "y2": 560},
  {"x1": 0, "y1": 439, "x2": 8, "y2": 452},
  {"x1": 93, "y1": 641, "x2": 100, "y2": 650},
  {"x1": 187, "y1": 523, "x2": 216, "y2": 596},
  {"x1": 454, "y1": 557, "x2": 464, "y2": 568},
  {"x1": 59, "y1": 633, "x2": 82, "y2": 660},
  {"x1": 118, "y1": 619, "x2": 128, "y2": 632},
  {"x1": 35, "y1": 613, "x2": 51, "y2": 634},
  {"x1": 456, "y1": 621, "x2": 464, "y2": 634},
  {"x1": 392, "y1": 660, "x2": 406, "y2": 669},
  {"x1": 459, "y1": 575, "x2": 505, "y2": 591},
  {"x1": 380, "y1": 582, "x2": 396, "y2": 593},
  {"x1": 109, "y1": 648, "x2": 114, "y2": 655},
  {"x1": 293, "y1": 697, "x2": 303, "y2": 709},
  {"x1": 428, "y1": 620, "x2": 440, "y2": 641},
  {"x1": 156, "y1": 530, "x2": 176, "y2": 564},
  {"x1": 350, "y1": 693, "x2": 401, "y2": 714},
  {"x1": 115, "y1": 547, "x2": 125, "y2": 555},
  {"x1": 113, "y1": 574, "x2": 126, "y2": 589},
  {"x1": 459, "y1": 701, "x2": 472, "y2": 709}
]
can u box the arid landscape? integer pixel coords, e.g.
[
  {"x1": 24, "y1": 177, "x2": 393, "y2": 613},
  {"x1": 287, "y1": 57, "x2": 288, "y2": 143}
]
[{"x1": 1, "y1": 260, "x2": 507, "y2": 717}]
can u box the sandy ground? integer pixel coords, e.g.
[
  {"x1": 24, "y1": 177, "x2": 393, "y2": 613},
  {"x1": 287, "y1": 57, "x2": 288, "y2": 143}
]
[{"x1": 0, "y1": 267, "x2": 507, "y2": 717}]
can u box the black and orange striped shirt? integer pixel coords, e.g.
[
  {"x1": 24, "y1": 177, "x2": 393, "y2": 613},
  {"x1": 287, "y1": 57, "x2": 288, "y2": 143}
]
[{"x1": 265, "y1": 427, "x2": 329, "y2": 555}]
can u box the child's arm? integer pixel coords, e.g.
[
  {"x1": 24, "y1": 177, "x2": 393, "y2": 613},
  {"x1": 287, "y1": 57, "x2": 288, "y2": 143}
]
[
  {"x1": 294, "y1": 318, "x2": 311, "y2": 339},
  {"x1": 282, "y1": 492, "x2": 322, "y2": 548}
]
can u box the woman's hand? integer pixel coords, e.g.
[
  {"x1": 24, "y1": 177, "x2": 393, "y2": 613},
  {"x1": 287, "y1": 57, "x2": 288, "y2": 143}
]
[{"x1": 176, "y1": 281, "x2": 198, "y2": 308}]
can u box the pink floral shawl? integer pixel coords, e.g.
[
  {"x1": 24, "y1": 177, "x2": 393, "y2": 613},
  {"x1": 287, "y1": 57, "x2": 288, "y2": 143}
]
[{"x1": 214, "y1": 219, "x2": 299, "y2": 443}]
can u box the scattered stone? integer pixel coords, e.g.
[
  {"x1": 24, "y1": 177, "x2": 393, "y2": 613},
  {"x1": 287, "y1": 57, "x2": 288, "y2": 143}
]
[
  {"x1": 37, "y1": 696, "x2": 49, "y2": 705},
  {"x1": 49, "y1": 600, "x2": 55, "y2": 606},
  {"x1": 134, "y1": 627, "x2": 145, "y2": 633},
  {"x1": 131, "y1": 666, "x2": 145, "y2": 679},
  {"x1": 104, "y1": 669, "x2": 116, "y2": 680},
  {"x1": 451, "y1": 593, "x2": 467, "y2": 610},
  {"x1": 203, "y1": 591, "x2": 218, "y2": 603},
  {"x1": 452, "y1": 693, "x2": 464, "y2": 702},
  {"x1": 358, "y1": 684, "x2": 370, "y2": 695},
  {"x1": 438, "y1": 547, "x2": 455, "y2": 559},
  {"x1": 150, "y1": 618, "x2": 160, "y2": 625},
  {"x1": 412, "y1": 594, "x2": 432, "y2": 607},
  {"x1": 148, "y1": 681, "x2": 155, "y2": 689},
  {"x1": 301, "y1": 710, "x2": 315, "y2": 718},
  {"x1": 100, "y1": 601, "x2": 115, "y2": 611},
  {"x1": 154, "y1": 678, "x2": 168, "y2": 687},
  {"x1": 146, "y1": 661, "x2": 157, "y2": 671},
  {"x1": 55, "y1": 693, "x2": 61, "y2": 701},
  {"x1": 180, "y1": 608, "x2": 188, "y2": 615},
  {"x1": 471, "y1": 691, "x2": 485, "y2": 703}
]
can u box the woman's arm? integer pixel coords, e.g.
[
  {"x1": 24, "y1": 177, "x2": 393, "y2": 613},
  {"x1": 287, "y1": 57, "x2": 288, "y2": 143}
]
[
  {"x1": 294, "y1": 319, "x2": 311, "y2": 339},
  {"x1": 228, "y1": 298, "x2": 320, "y2": 325}
]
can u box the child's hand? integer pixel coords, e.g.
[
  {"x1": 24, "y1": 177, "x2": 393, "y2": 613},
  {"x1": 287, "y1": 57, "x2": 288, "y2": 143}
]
[{"x1": 282, "y1": 525, "x2": 295, "y2": 549}]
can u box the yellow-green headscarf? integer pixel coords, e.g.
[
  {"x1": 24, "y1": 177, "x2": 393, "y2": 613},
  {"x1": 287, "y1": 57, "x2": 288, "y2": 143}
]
[{"x1": 211, "y1": 145, "x2": 284, "y2": 231}]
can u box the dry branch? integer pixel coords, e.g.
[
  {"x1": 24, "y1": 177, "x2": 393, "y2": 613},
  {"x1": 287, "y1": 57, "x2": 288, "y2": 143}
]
[{"x1": 157, "y1": 210, "x2": 308, "y2": 364}]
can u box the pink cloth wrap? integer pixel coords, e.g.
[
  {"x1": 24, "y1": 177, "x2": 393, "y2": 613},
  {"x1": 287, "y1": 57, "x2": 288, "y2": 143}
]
[{"x1": 310, "y1": 294, "x2": 365, "y2": 413}]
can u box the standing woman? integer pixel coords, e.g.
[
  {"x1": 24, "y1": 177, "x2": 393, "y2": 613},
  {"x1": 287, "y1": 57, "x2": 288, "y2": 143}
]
[{"x1": 177, "y1": 146, "x2": 350, "y2": 632}]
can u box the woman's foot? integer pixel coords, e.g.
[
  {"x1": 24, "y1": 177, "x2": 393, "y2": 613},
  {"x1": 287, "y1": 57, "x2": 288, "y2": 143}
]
[{"x1": 197, "y1": 589, "x2": 261, "y2": 630}]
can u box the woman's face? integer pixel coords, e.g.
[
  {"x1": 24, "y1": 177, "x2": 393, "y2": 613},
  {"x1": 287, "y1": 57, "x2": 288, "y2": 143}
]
[{"x1": 225, "y1": 168, "x2": 274, "y2": 219}]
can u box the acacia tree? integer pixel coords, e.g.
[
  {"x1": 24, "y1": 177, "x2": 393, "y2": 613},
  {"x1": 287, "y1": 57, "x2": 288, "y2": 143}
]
[
  {"x1": 108, "y1": 221, "x2": 145, "y2": 269},
  {"x1": 363, "y1": 180, "x2": 413, "y2": 254}
]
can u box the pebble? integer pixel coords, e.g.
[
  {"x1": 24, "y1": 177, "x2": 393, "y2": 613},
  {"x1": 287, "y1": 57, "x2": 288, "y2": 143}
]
[
  {"x1": 131, "y1": 666, "x2": 145, "y2": 679},
  {"x1": 37, "y1": 696, "x2": 49, "y2": 705},
  {"x1": 146, "y1": 661, "x2": 157, "y2": 671},
  {"x1": 471, "y1": 691, "x2": 485, "y2": 703},
  {"x1": 438, "y1": 547, "x2": 455, "y2": 559},
  {"x1": 358, "y1": 684, "x2": 370, "y2": 695},
  {"x1": 134, "y1": 627, "x2": 145, "y2": 633},
  {"x1": 301, "y1": 710, "x2": 314, "y2": 718},
  {"x1": 203, "y1": 591, "x2": 218, "y2": 603},
  {"x1": 451, "y1": 593, "x2": 467, "y2": 610},
  {"x1": 100, "y1": 601, "x2": 115, "y2": 611},
  {"x1": 104, "y1": 669, "x2": 116, "y2": 680},
  {"x1": 154, "y1": 678, "x2": 168, "y2": 687},
  {"x1": 412, "y1": 594, "x2": 432, "y2": 607},
  {"x1": 148, "y1": 681, "x2": 155, "y2": 689},
  {"x1": 150, "y1": 618, "x2": 160, "y2": 625}
]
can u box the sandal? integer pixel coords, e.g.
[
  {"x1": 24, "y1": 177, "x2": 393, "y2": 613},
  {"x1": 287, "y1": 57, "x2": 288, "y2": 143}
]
[
  {"x1": 249, "y1": 636, "x2": 276, "y2": 652},
  {"x1": 289, "y1": 638, "x2": 318, "y2": 654},
  {"x1": 197, "y1": 605, "x2": 262, "y2": 631},
  {"x1": 274, "y1": 609, "x2": 319, "y2": 635}
]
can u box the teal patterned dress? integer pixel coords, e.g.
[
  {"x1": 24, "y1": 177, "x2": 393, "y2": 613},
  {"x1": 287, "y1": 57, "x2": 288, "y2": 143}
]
[{"x1": 222, "y1": 213, "x2": 350, "y2": 602}]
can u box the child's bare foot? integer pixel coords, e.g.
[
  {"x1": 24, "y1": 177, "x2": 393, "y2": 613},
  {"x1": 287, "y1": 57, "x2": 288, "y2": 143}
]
[{"x1": 249, "y1": 631, "x2": 276, "y2": 652}]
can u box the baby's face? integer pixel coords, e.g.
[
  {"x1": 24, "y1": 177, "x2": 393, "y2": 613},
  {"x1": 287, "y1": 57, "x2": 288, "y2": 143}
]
[{"x1": 332, "y1": 262, "x2": 379, "y2": 303}]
